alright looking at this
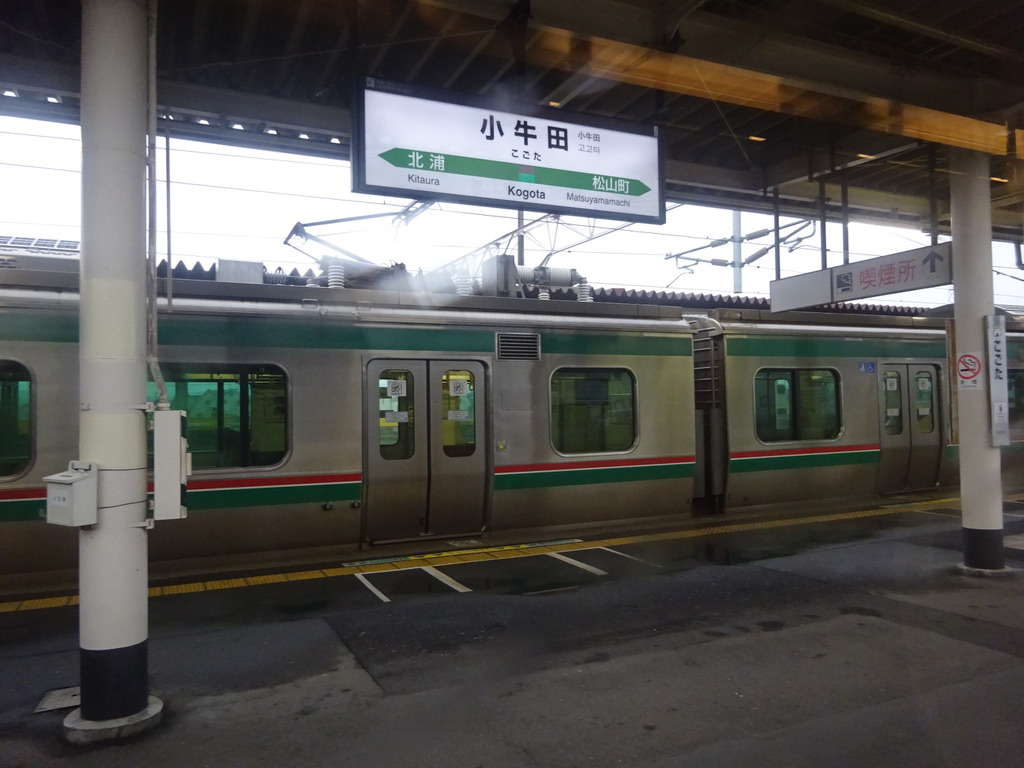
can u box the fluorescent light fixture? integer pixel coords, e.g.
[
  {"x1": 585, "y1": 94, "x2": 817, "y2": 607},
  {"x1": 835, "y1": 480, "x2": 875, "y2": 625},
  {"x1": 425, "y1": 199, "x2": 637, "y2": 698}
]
[
  {"x1": 990, "y1": 176, "x2": 1009, "y2": 183},
  {"x1": 747, "y1": 135, "x2": 766, "y2": 142},
  {"x1": 298, "y1": 133, "x2": 309, "y2": 140},
  {"x1": 2, "y1": 90, "x2": 16, "y2": 97},
  {"x1": 46, "y1": 95, "x2": 59, "y2": 103},
  {"x1": 198, "y1": 118, "x2": 210, "y2": 126},
  {"x1": 265, "y1": 127, "x2": 278, "y2": 135},
  {"x1": 230, "y1": 123, "x2": 243, "y2": 130}
]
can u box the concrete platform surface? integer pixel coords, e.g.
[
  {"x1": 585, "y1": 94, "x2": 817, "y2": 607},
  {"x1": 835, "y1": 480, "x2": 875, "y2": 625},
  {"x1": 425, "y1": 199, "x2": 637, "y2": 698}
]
[{"x1": 2, "y1": 503, "x2": 1024, "y2": 767}]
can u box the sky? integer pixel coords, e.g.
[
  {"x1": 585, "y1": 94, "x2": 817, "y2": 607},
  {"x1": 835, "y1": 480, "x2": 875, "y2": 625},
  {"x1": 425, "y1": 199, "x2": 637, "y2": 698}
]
[{"x1": 1, "y1": 114, "x2": 1022, "y2": 309}]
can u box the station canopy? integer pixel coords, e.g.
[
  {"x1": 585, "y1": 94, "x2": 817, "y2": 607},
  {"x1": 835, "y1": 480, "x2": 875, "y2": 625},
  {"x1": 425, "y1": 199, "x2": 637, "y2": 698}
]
[{"x1": 2, "y1": 0, "x2": 1023, "y2": 241}]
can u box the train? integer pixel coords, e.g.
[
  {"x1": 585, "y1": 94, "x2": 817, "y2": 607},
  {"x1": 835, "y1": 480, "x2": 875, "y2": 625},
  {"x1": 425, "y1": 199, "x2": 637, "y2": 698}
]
[{"x1": 2, "y1": 248, "x2": 1023, "y2": 594}]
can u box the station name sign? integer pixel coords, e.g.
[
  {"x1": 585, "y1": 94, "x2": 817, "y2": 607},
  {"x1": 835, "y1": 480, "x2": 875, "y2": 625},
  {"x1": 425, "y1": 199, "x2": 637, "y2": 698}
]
[
  {"x1": 353, "y1": 78, "x2": 665, "y2": 224},
  {"x1": 770, "y1": 242, "x2": 952, "y2": 312}
]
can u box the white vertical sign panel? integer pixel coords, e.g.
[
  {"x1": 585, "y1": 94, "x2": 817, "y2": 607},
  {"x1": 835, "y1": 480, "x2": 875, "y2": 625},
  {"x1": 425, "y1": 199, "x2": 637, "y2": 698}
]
[{"x1": 986, "y1": 314, "x2": 1011, "y2": 446}]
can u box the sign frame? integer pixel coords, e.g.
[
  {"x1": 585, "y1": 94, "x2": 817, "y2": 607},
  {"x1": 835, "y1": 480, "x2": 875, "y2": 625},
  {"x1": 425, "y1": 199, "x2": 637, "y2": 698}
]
[
  {"x1": 769, "y1": 242, "x2": 952, "y2": 312},
  {"x1": 985, "y1": 313, "x2": 1011, "y2": 446},
  {"x1": 352, "y1": 78, "x2": 666, "y2": 225}
]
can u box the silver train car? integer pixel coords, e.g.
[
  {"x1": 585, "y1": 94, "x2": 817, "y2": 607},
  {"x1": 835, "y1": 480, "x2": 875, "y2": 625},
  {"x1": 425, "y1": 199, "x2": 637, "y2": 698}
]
[{"x1": 1, "y1": 259, "x2": 1022, "y2": 592}]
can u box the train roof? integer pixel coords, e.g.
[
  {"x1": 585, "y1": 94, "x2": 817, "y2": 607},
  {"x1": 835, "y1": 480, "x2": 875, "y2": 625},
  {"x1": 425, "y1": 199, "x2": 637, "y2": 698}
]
[{"x1": 2, "y1": 246, "x2": 1022, "y2": 332}]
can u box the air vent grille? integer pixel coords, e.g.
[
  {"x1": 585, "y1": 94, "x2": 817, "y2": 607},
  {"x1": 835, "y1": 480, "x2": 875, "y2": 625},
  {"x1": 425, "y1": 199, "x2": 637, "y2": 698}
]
[{"x1": 496, "y1": 333, "x2": 541, "y2": 360}]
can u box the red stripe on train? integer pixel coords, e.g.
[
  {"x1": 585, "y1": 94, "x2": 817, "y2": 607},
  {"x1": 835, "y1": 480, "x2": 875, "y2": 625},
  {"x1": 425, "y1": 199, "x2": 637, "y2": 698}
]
[
  {"x1": 730, "y1": 444, "x2": 880, "y2": 460},
  {"x1": 496, "y1": 456, "x2": 696, "y2": 474}
]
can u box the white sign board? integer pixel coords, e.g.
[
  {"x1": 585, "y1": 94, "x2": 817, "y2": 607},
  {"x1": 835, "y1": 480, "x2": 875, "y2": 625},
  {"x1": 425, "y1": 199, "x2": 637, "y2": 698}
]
[
  {"x1": 770, "y1": 242, "x2": 952, "y2": 312},
  {"x1": 986, "y1": 314, "x2": 1011, "y2": 446},
  {"x1": 354, "y1": 79, "x2": 665, "y2": 224}
]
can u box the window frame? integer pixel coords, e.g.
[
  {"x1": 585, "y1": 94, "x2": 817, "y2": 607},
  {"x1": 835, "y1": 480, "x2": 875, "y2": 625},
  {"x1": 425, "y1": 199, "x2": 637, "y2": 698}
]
[
  {"x1": 549, "y1": 366, "x2": 638, "y2": 456},
  {"x1": 1009, "y1": 368, "x2": 1024, "y2": 441},
  {"x1": 0, "y1": 359, "x2": 34, "y2": 480},
  {"x1": 150, "y1": 362, "x2": 290, "y2": 471},
  {"x1": 753, "y1": 366, "x2": 843, "y2": 444}
]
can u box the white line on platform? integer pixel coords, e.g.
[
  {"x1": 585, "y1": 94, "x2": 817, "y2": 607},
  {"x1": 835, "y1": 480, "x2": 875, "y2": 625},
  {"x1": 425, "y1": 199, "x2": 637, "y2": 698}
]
[
  {"x1": 355, "y1": 573, "x2": 391, "y2": 603},
  {"x1": 421, "y1": 565, "x2": 472, "y2": 592},
  {"x1": 599, "y1": 546, "x2": 663, "y2": 568},
  {"x1": 1003, "y1": 534, "x2": 1024, "y2": 550},
  {"x1": 547, "y1": 551, "x2": 608, "y2": 576}
]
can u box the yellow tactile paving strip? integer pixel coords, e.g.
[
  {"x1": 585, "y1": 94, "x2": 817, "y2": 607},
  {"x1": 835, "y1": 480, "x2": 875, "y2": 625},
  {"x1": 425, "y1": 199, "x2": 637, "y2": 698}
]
[{"x1": 2, "y1": 493, "x2": 1021, "y2": 613}]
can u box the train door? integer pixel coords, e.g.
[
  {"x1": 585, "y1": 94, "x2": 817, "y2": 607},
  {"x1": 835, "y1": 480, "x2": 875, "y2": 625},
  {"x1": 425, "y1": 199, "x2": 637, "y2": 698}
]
[
  {"x1": 876, "y1": 363, "x2": 941, "y2": 492},
  {"x1": 364, "y1": 359, "x2": 487, "y2": 542}
]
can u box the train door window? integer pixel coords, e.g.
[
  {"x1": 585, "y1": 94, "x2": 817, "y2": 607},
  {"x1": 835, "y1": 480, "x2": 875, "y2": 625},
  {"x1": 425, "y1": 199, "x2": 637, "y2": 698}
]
[
  {"x1": 755, "y1": 368, "x2": 840, "y2": 442},
  {"x1": 379, "y1": 370, "x2": 415, "y2": 460},
  {"x1": 882, "y1": 370, "x2": 903, "y2": 435},
  {"x1": 441, "y1": 369, "x2": 476, "y2": 458},
  {"x1": 914, "y1": 370, "x2": 935, "y2": 433},
  {"x1": 551, "y1": 368, "x2": 636, "y2": 454},
  {"x1": 149, "y1": 364, "x2": 287, "y2": 469},
  {"x1": 0, "y1": 361, "x2": 32, "y2": 477}
]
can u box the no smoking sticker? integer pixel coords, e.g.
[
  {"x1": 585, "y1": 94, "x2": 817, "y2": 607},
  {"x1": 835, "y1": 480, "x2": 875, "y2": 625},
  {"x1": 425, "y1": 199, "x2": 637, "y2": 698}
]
[{"x1": 957, "y1": 353, "x2": 982, "y2": 390}]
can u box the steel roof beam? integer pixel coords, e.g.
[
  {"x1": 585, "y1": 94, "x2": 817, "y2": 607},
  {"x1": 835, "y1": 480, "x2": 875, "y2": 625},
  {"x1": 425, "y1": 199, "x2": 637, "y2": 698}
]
[{"x1": 419, "y1": 0, "x2": 1024, "y2": 117}]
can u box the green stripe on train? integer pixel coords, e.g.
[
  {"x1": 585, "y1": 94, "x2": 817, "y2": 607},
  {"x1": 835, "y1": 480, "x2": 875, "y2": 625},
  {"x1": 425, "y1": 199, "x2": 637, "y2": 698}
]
[
  {"x1": 494, "y1": 462, "x2": 694, "y2": 491},
  {"x1": 727, "y1": 337, "x2": 947, "y2": 359},
  {"x1": 542, "y1": 332, "x2": 691, "y2": 356},
  {"x1": 162, "y1": 320, "x2": 689, "y2": 356},
  {"x1": 0, "y1": 499, "x2": 46, "y2": 522},
  {"x1": 186, "y1": 481, "x2": 362, "y2": 510},
  {"x1": 730, "y1": 450, "x2": 879, "y2": 473},
  {"x1": 0, "y1": 482, "x2": 363, "y2": 521},
  {"x1": 0, "y1": 309, "x2": 78, "y2": 343},
  {"x1": 159, "y1": 318, "x2": 496, "y2": 352},
  {"x1": 1, "y1": 309, "x2": 692, "y2": 357}
]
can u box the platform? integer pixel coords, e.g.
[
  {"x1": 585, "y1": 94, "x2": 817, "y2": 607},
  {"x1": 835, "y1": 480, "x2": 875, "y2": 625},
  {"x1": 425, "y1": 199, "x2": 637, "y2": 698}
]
[{"x1": 2, "y1": 495, "x2": 1024, "y2": 767}]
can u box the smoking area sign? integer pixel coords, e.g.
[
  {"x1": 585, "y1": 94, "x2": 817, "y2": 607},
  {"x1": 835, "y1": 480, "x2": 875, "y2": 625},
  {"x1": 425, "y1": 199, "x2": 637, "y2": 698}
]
[{"x1": 770, "y1": 242, "x2": 952, "y2": 312}]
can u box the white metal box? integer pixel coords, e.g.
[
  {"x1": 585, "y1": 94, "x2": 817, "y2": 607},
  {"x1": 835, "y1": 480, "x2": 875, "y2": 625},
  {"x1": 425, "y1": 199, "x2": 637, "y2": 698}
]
[
  {"x1": 44, "y1": 461, "x2": 98, "y2": 527},
  {"x1": 153, "y1": 409, "x2": 190, "y2": 520}
]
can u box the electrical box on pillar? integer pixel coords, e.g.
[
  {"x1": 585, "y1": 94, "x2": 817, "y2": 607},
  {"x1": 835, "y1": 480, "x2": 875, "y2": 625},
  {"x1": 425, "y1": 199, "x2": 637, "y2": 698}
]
[
  {"x1": 152, "y1": 409, "x2": 190, "y2": 520},
  {"x1": 43, "y1": 461, "x2": 99, "y2": 527}
]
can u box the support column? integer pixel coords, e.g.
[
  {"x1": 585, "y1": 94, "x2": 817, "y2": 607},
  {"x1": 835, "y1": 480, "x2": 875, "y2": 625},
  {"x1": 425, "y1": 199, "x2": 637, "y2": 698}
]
[
  {"x1": 64, "y1": 0, "x2": 162, "y2": 742},
  {"x1": 949, "y1": 147, "x2": 1005, "y2": 572}
]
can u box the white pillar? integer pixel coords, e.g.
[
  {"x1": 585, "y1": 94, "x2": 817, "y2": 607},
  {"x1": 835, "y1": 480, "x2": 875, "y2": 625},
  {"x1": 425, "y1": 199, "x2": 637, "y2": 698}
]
[
  {"x1": 731, "y1": 210, "x2": 742, "y2": 293},
  {"x1": 65, "y1": 0, "x2": 162, "y2": 741},
  {"x1": 949, "y1": 147, "x2": 1005, "y2": 571}
]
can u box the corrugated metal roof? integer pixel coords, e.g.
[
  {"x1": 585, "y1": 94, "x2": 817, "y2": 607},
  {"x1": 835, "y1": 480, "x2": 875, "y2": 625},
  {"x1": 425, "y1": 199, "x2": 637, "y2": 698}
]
[{"x1": 2, "y1": 1, "x2": 1023, "y2": 239}]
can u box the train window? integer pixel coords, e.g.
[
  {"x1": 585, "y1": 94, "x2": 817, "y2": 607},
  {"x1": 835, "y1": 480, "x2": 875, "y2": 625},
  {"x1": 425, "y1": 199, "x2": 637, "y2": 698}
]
[
  {"x1": 1010, "y1": 370, "x2": 1024, "y2": 439},
  {"x1": 0, "y1": 361, "x2": 32, "y2": 477},
  {"x1": 754, "y1": 368, "x2": 840, "y2": 442},
  {"x1": 882, "y1": 371, "x2": 903, "y2": 435},
  {"x1": 551, "y1": 368, "x2": 636, "y2": 454},
  {"x1": 441, "y1": 370, "x2": 476, "y2": 458},
  {"x1": 914, "y1": 371, "x2": 935, "y2": 433},
  {"x1": 379, "y1": 370, "x2": 415, "y2": 460},
  {"x1": 149, "y1": 364, "x2": 287, "y2": 469}
]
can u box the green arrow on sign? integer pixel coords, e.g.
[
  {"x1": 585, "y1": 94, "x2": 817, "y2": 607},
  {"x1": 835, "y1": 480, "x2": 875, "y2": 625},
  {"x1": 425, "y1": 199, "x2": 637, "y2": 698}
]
[{"x1": 379, "y1": 148, "x2": 651, "y2": 197}]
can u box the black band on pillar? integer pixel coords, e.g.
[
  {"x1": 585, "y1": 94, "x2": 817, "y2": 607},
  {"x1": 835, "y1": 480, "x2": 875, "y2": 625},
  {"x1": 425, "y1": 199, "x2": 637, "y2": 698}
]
[
  {"x1": 962, "y1": 527, "x2": 1004, "y2": 571},
  {"x1": 80, "y1": 640, "x2": 149, "y2": 721}
]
